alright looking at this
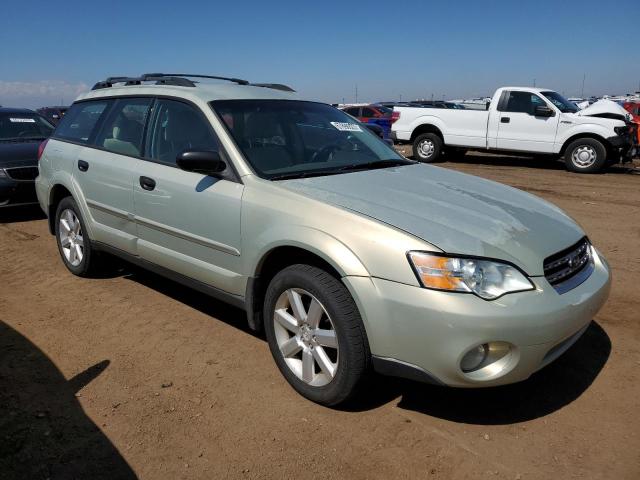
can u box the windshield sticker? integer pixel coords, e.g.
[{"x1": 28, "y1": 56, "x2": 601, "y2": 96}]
[
  {"x1": 330, "y1": 122, "x2": 362, "y2": 132},
  {"x1": 9, "y1": 118, "x2": 36, "y2": 123}
]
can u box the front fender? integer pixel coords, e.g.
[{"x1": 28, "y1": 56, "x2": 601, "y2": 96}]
[
  {"x1": 556, "y1": 122, "x2": 619, "y2": 151},
  {"x1": 248, "y1": 224, "x2": 370, "y2": 279}
]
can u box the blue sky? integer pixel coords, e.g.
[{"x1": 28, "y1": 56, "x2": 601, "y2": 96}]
[{"x1": 1, "y1": 0, "x2": 639, "y2": 107}]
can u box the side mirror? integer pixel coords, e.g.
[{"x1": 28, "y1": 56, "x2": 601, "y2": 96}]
[
  {"x1": 534, "y1": 105, "x2": 555, "y2": 117},
  {"x1": 176, "y1": 150, "x2": 226, "y2": 176}
]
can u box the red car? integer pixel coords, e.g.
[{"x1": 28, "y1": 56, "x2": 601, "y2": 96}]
[
  {"x1": 340, "y1": 104, "x2": 393, "y2": 139},
  {"x1": 340, "y1": 104, "x2": 392, "y2": 122},
  {"x1": 622, "y1": 101, "x2": 640, "y2": 145}
]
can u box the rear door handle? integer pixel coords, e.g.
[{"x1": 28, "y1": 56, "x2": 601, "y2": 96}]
[
  {"x1": 139, "y1": 176, "x2": 156, "y2": 191},
  {"x1": 500, "y1": 117, "x2": 510, "y2": 123},
  {"x1": 78, "y1": 160, "x2": 89, "y2": 172}
]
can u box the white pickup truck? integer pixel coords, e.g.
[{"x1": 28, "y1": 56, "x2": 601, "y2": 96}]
[{"x1": 391, "y1": 86, "x2": 637, "y2": 173}]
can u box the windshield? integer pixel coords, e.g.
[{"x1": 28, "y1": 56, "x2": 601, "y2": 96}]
[
  {"x1": 211, "y1": 100, "x2": 410, "y2": 180},
  {"x1": 541, "y1": 91, "x2": 579, "y2": 113},
  {"x1": 0, "y1": 112, "x2": 54, "y2": 141}
]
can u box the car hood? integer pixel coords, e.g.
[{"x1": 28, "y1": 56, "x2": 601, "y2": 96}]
[
  {"x1": 0, "y1": 141, "x2": 40, "y2": 168},
  {"x1": 280, "y1": 164, "x2": 585, "y2": 275},
  {"x1": 575, "y1": 100, "x2": 632, "y2": 122}
]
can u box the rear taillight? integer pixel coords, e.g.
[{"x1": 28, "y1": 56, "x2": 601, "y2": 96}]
[
  {"x1": 37, "y1": 138, "x2": 49, "y2": 162},
  {"x1": 391, "y1": 111, "x2": 401, "y2": 124}
]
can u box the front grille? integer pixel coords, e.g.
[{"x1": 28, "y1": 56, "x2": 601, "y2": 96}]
[
  {"x1": 544, "y1": 237, "x2": 592, "y2": 291},
  {"x1": 5, "y1": 166, "x2": 39, "y2": 181}
]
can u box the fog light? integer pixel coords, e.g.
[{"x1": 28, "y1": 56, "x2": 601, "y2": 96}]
[{"x1": 460, "y1": 344, "x2": 489, "y2": 372}]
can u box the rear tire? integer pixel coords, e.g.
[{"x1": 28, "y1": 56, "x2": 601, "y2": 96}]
[
  {"x1": 564, "y1": 138, "x2": 607, "y2": 173},
  {"x1": 413, "y1": 133, "x2": 443, "y2": 162},
  {"x1": 54, "y1": 197, "x2": 100, "y2": 277},
  {"x1": 263, "y1": 264, "x2": 370, "y2": 406}
]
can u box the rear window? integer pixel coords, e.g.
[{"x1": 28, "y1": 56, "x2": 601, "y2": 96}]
[{"x1": 54, "y1": 101, "x2": 110, "y2": 144}]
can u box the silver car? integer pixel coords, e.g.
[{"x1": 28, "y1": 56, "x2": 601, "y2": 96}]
[{"x1": 36, "y1": 74, "x2": 611, "y2": 405}]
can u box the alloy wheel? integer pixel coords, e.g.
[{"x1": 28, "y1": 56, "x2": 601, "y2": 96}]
[
  {"x1": 59, "y1": 208, "x2": 84, "y2": 266},
  {"x1": 273, "y1": 288, "x2": 339, "y2": 387}
]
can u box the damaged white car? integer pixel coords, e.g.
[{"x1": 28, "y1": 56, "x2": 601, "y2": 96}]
[{"x1": 392, "y1": 86, "x2": 637, "y2": 172}]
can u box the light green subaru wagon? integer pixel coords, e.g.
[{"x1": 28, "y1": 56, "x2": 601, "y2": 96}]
[{"x1": 36, "y1": 74, "x2": 611, "y2": 405}]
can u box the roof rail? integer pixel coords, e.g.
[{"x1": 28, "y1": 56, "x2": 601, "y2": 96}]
[{"x1": 91, "y1": 73, "x2": 295, "y2": 92}]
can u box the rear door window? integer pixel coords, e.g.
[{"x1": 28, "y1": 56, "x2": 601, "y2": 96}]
[
  {"x1": 94, "y1": 98, "x2": 152, "y2": 157},
  {"x1": 54, "y1": 101, "x2": 110, "y2": 144}
]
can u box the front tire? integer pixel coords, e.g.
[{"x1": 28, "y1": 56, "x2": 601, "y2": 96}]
[
  {"x1": 263, "y1": 264, "x2": 370, "y2": 406},
  {"x1": 564, "y1": 138, "x2": 607, "y2": 173},
  {"x1": 54, "y1": 196, "x2": 99, "y2": 277},
  {"x1": 412, "y1": 133, "x2": 443, "y2": 162}
]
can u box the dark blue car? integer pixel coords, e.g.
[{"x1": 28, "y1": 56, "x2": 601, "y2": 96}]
[{"x1": 0, "y1": 108, "x2": 54, "y2": 208}]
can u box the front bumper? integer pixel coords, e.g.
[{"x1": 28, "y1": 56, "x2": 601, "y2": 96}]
[
  {"x1": 344, "y1": 247, "x2": 611, "y2": 387},
  {"x1": 0, "y1": 177, "x2": 38, "y2": 208},
  {"x1": 608, "y1": 125, "x2": 637, "y2": 161}
]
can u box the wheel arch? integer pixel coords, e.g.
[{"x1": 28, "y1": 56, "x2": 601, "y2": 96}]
[
  {"x1": 410, "y1": 123, "x2": 444, "y2": 142},
  {"x1": 47, "y1": 184, "x2": 74, "y2": 235},
  {"x1": 245, "y1": 240, "x2": 368, "y2": 333},
  {"x1": 559, "y1": 132, "x2": 611, "y2": 156}
]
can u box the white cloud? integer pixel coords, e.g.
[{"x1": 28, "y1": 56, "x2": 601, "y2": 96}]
[{"x1": 0, "y1": 80, "x2": 89, "y2": 108}]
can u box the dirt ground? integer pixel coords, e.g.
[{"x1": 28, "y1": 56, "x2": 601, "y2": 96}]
[{"x1": 1, "y1": 151, "x2": 639, "y2": 480}]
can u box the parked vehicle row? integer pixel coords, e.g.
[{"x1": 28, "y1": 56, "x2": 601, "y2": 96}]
[
  {"x1": 37, "y1": 106, "x2": 69, "y2": 125},
  {"x1": 391, "y1": 86, "x2": 638, "y2": 172},
  {"x1": 34, "y1": 73, "x2": 611, "y2": 406}
]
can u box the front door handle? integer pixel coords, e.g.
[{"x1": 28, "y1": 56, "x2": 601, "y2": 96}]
[
  {"x1": 500, "y1": 117, "x2": 510, "y2": 123},
  {"x1": 139, "y1": 176, "x2": 156, "y2": 191},
  {"x1": 78, "y1": 160, "x2": 89, "y2": 172}
]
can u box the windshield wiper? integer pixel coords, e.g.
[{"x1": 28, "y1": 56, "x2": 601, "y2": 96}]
[
  {"x1": 269, "y1": 159, "x2": 413, "y2": 181},
  {"x1": 269, "y1": 170, "x2": 343, "y2": 181},
  {"x1": 336, "y1": 158, "x2": 413, "y2": 172}
]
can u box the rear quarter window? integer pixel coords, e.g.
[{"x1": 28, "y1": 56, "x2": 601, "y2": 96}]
[{"x1": 54, "y1": 100, "x2": 110, "y2": 144}]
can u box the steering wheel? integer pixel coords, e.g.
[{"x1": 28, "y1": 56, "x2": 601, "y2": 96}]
[{"x1": 311, "y1": 144, "x2": 340, "y2": 163}]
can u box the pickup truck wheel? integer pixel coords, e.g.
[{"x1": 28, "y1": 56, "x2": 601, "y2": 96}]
[
  {"x1": 54, "y1": 196, "x2": 100, "y2": 277},
  {"x1": 564, "y1": 138, "x2": 607, "y2": 173},
  {"x1": 413, "y1": 133, "x2": 442, "y2": 162},
  {"x1": 264, "y1": 264, "x2": 370, "y2": 406}
]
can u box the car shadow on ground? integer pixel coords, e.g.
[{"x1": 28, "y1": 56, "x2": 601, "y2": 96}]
[
  {"x1": 103, "y1": 261, "x2": 611, "y2": 425},
  {"x1": 0, "y1": 321, "x2": 138, "y2": 479},
  {"x1": 120, "y1": 264, "x2": 257, "y2": 337},
  {"x1": 0, "y1": 205, "x2": 47, "y2": 224},
  {"x1": 344, "y1": 321, "x2": 611, "y2": 424}
]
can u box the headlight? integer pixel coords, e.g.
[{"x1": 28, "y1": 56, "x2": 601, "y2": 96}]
[
  {"x1": 407, "y1": 252, "x2": 534, "y2": 300},
  {"x1": 0, "y1": 169, "x2": 6, "y2": 178}
]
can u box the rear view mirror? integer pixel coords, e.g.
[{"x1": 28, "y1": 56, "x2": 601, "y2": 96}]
[
  {"x1": 534, "y1": 105, "x2": 555, "y2": 117},
  {"x1": 176, "y1": 150, "x2": 226, "y2": 176}
]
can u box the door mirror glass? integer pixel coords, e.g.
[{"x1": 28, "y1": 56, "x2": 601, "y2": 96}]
[
  {"x1": 176, "y1": 150, "x2": 226, "y2": 175},
  {"x1": 534, "y1": 105, "x2": 555, "y2": 117}
]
